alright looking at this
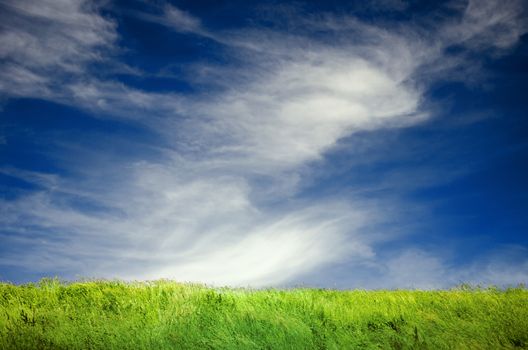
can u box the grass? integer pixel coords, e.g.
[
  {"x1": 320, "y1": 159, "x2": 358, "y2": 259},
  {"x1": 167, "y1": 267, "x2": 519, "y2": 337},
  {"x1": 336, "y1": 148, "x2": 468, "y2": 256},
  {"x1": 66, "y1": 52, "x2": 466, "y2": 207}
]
[{"x1": 1, "y1": 279, "x2": 527, "y2": 349}]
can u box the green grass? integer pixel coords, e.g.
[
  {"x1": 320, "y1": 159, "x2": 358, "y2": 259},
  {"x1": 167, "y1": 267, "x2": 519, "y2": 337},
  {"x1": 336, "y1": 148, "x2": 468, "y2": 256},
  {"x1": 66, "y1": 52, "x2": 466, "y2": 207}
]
[{"x1": 1, "y1": 279, "x2": 527, "y2": 349}]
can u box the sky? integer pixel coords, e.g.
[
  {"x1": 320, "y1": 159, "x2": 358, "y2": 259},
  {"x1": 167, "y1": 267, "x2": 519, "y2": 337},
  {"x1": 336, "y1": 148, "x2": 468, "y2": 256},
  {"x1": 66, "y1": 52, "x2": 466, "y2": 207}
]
[{"x1": 0, "y1": 0, "x2": 527, "y2": 289}]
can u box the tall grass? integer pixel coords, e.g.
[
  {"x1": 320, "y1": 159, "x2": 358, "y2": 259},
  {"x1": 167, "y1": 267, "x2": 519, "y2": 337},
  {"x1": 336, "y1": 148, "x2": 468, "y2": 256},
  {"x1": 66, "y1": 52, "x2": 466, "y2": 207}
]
[{"x1": 1, "y1": 279, "x2": 527, "y2": 349}]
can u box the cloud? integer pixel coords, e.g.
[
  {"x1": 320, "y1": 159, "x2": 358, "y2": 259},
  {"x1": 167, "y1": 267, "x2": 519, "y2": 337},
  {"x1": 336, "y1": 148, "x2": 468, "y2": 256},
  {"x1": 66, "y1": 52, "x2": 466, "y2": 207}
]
[
  {"x1": 161, "y1": 4, "x2": 203, "y2": 34},
  {"x1": 182, "y1": 52, "x2": 425, "y2": 173},
  {"x1": 381, "y1": 246, "x2": 528, "y2": 289},
  {"x1": 0, "y1": 0, "x2": 117, "y2": 97},
  {"x1": 293, "y1": 245, "x2": 528, "y2": 289},
  {"x1": 129, "y1": 3, "x2": 204, "y2": 35},
  {"x1": 0, "y1": 164, "x2": 379, "y2": 286},
  {"x1": 443, "y1": 0, "x2": 528, "y2": 51},
  {"x1": 0, "y1": 0, "x2": 527, "y2": 287}
]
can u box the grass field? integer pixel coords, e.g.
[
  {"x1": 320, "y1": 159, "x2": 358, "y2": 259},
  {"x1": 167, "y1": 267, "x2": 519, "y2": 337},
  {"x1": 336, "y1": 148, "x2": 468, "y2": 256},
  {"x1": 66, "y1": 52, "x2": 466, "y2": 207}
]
[{"x1": 1, "y1": 279, "x2": 527, "y2": 349}]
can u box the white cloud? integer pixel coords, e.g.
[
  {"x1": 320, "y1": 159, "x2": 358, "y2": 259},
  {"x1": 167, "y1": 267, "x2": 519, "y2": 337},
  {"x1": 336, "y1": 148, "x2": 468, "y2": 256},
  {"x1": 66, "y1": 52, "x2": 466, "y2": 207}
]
[
  {"x1": 381, "y1": 246, "x2": 528, "y2": 289},
  {"x1": 0, "y1": 164, "x2": 379, "y2": 286},
  {"x1": 379, "y1": 249, "x2": 455, "y2": 289},
  {"x1": 162, "y1": 4, "x2": 203, "y2": 34},
  {"x1": 129, "y1": 3, "x2": 205, "y2": 36},
  {"x1": 443, "y1": 0, "x2": 528, "y2": 51},
  {"x1": 184, "y1": 53, "x2": 425, "y2": 172},
  {"x1": 294, "y1": 246, "x2": 528, "y2": 289},
  {"x1": 0, "y1": 0, "x2": 117, "y2": 97}
]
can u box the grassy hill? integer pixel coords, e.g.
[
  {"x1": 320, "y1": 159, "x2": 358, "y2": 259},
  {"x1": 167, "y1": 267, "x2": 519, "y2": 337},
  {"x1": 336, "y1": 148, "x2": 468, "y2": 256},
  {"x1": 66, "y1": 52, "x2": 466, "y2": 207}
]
[{"x1": 1, "y1": 279, "x2": 527, "y2": 349}]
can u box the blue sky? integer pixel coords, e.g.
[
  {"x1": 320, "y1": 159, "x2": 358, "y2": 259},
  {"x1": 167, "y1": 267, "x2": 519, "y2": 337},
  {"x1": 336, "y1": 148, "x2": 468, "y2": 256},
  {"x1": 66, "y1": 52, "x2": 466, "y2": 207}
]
[{"x1": 0, "y1": 0, "x2": 527, "y2": 288}]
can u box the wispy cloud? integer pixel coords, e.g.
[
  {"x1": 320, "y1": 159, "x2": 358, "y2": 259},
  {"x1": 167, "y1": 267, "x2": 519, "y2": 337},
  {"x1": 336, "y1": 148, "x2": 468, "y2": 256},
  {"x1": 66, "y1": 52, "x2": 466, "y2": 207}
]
[
  {"x1": 0, "y1": 0, "x2": 117, "y2": 97},
  {"x1": 0, "y1": 0, "x2": 527, "y2": 286},
  {"x1": 443, "y1": 0, "x2": 528, "y2": 51}
]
